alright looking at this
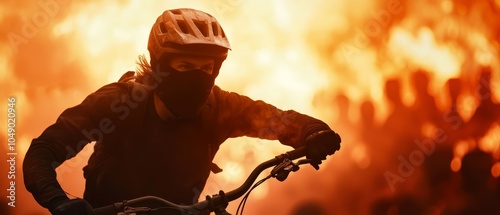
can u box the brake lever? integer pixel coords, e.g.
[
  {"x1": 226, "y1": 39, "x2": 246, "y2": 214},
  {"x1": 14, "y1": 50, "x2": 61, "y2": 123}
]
[
  {"x1": 271, "y1": 159, "x2": 303, "y2": 182},
  {"x1": 297, "y1": 159, "x2": 313, "y2": 166}
]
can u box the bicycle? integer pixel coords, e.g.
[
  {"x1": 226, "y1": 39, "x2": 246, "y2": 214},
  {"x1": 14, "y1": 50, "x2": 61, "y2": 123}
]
[{"x1": 93, "y1": 146, "x2": 323, "y2": 215}]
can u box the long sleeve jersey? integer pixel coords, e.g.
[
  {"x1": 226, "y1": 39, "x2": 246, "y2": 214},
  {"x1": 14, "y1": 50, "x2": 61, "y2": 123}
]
[{"x1": 23, "y1": 80, "x2": 331, "y2": 209}]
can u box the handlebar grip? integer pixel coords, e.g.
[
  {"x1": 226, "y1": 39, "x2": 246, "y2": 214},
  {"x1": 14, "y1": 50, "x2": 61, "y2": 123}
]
[
  {"x1": 94, "y1": 205, "x2": 116, "y2": 215},
  {"x1": 286, "y1": 146, "x2": 307, "y2": 160}
]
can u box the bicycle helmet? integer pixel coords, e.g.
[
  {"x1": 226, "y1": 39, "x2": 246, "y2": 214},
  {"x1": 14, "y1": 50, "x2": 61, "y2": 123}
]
[{"x1": 147, "y1": 8, "x2": 231, "y2": 62}]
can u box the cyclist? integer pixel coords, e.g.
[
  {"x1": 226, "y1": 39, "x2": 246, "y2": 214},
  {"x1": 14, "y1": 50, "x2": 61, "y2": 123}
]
[{"x1": 23, "y1": 8, "x2": 341, "y2": 215}]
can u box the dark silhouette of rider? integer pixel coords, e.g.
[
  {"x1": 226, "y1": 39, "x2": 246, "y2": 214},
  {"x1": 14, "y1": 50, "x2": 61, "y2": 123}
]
[{"x1": 23, "y1": 8, "x2": 341, "y2": 215}]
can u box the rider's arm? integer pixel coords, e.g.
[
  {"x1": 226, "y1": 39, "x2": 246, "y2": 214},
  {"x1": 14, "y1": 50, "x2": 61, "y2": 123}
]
[
  {"x1": 23, "y1": 83, "x2": 131, "y2": 211},
  {"x1": 212, "y1": 86, "x2": 332, "y2": 148}
]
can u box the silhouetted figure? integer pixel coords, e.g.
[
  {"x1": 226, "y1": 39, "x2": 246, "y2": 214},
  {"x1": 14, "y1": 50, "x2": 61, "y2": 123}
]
[
  {"x1": 451, "y1": 149, "x2": 499, "y2": 215},
  {"x1": 359, "y1": 99, "x2": 379, "y2": 146},
  {"x1": 381, "y1": 78, "x2": 420, "y2": 167},
  {"x1": 370, "y1": 194, "x2": 424, "y2": 215},
  {"x1": 357, "y1": 99, "x2": 391, "y2": 189},
  {"x1": 410, "y1": 70, "x2": 442, "y2": 127},
  {"x1": 426, "y1": 78, "x2": 466, "y2": 187},
  {"x1": 441, "y1": 78, "x2": 467, "y2": 144},
  {"x1": 461, "y1": 149, "x2": 494, "y2": 195},
  {"x1": 291, "y1": 201, "x2": 327, "y2": 215},
  {"x1": 358, "y1": 99, "x2": 381, "y2": 166},
  {"x1": 332, "y1": 92, "x2": 356, "y2": 137},
  {"x1": 421, "y1": 146, "x2": 455, "y2": 211},
  {"x1": 466, "y1": 68, "x2": 500, "y2": 142},
  {"x1": 418, "y1": 78, "x2": 465, "y2": 213}
]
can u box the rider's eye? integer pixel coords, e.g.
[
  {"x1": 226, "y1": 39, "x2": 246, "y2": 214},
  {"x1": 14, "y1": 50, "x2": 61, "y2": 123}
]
[
  {"x1": 176, "y1": 64, "x2": 192, "y2": 71},
  {"x1": 201, "y1": 65, "x2": 214, "y2": 74}
]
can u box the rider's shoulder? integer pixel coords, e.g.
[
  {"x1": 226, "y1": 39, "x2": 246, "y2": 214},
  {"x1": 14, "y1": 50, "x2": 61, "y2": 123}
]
[
  {"x1": 82, "y1": 79, "x2": 150, "y2": 108},
  {"x1": 211, "y1": 85, "x2": 243, "y2": 98},
  {"x1": 76, "y1": 81, "x2": 150, "y2": 122}
]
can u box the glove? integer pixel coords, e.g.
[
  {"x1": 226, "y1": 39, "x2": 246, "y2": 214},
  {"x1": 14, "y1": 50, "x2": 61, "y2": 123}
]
[
  {"x1": 305, "y1": 130, "x2": 341, "y2": 170},
  {"x1": 50, "y1": 198, "x2": 94, "y2": 215}
]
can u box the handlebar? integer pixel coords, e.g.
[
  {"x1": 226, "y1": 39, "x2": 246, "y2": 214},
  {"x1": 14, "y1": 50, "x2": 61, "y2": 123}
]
[
  {"x1": 225, "y1": 146, "x2": 307, "y2": 201},
  {"x1": 94, "y1": 146, "x2": 309, "y2": 215}
]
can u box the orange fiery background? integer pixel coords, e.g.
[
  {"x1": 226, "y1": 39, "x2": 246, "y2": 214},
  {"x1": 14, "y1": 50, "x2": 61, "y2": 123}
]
[{"x1": 1, "y1": 0, "x2": 499, "y2": 214}]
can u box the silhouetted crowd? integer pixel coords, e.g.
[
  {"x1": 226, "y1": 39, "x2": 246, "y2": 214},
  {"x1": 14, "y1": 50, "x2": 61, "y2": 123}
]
[
  {"x1": 295, "y1": 67, "x2": 499, "y2": 215},
  {"x1": 326, "y1": 68, "x2": 500, "y2": 215}
]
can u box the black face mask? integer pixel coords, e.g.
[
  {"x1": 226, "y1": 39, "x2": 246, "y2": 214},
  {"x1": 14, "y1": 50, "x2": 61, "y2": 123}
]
[{"x1": 156, "y1": 65, "x2": 216, "y2": 118}]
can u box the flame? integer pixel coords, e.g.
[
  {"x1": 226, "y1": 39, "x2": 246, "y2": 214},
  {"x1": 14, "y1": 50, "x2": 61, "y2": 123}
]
[
  {"x1": 479, "y1": 124, "x2": 500, "y2": 157},
  {"x1": 451, "y1": 157, "x2": 461, "y2": 172},
  {"x1": 492, "y1": 162, "x2": 500, "y2": 178},
  {"x1": 388, "y1": 27, "x2": 462, "y2": 80},
  {"x1": 2, "y1": 0, "x2": 500, "y2": 214}
]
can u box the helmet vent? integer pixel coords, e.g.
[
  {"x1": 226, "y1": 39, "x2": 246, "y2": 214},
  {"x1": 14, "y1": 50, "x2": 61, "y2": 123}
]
[
  {"x1": 195, "y1": 21, "x2": 209, "y2": 37},
  {"x1": 171, "y1": 9, "x2": 182, "y2": 15},
  {"x1": 220, "y1": 27, "x2": 226, "y2": 38},
  {"x1": 159, "y1": 22, "x2": 168, "y2": 33},
  {"x1": 211, "y1": 22, "x2": 219, "y2": 36},
  {"x1": 177, "y1": 20, "x2": 190, "y2": 34}
]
